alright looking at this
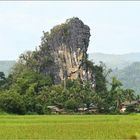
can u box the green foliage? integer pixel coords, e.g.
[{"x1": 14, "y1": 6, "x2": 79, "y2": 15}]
[
  {"x1": 65, "y1": 98, "x2": 79, "y2": 111},
  {"x1": 125, "y1": 89, "x2": 135, "y2": 103},
  {"x1": 50, "y1": 23, "x2": 69, "y2": 38},
  {"x1": 22, "y1": 93, "x2": 36, "y2": 114},
  {"x1": 93, "y1": 64, "x2": 107, "y2": 93},
  {"x1": 0, "y1": 72, "x2": 6, "y2": 90},
  {"x1": 0, "y1": 48, "x2": 138, "y2": 115},
  {"x1": 0, "y1": 72, "x2": 5, "y2": 80},
  {"x1": 1, "y1": 60, "x2": 137, "y2": 114},
  {"x1": 85, "y1": 60, "x2": 107, "y2": 94},
  {"x1": 11, "y1": 68, "x2": 52, "y2": 95},
  {"x1": 0, "y1": 92, "x2": 26, "y2": 114},
  {"x1": 126, "y1": 105, "x2": 136, "y2": 113},
  {"x1": 111, "y1": 77, "x2": 123, "y2": 91}
]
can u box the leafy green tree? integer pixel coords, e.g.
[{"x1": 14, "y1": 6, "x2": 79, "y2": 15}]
[
  {"x1": 114, "y1": 88, "x2": 125, "y2": 111},
  {"x1": 11, "y1": 68, "x2": 52, "y2": 95},
  {"x1": 22, "y1": 93, "x2": 36, "y2": 114},
  {"x1": 64, "y1": 98, "x2": 79, "y2": 111},
  {"x1": 125, "y1": 89, "x2": 135, "y2": 103},
  {"x1": 80, "y1": 82, "x2": 96, "y2": 108},
  {"x1": 0, "y1": 72, "x2": 5, "y2": 80},
  {"x1": 91, "y1": 63, "x2": 107, "y2": 93},
  {"x1": 0, "y1": 91, "x2": 26, "y2": 114},
  {"x1": 35, "y1": 91, "x2": 49, "y2": 114},
  {"x1": 111, "y1": 77, "x2": 123, "y2": 91},
  {"x1": 93, "y1": 94, "x2": 104, "y2": 113},
  {"x1": 0, "y1": 72, "x2": 6, "y2": 90},
  {"x1": 109, "y1": 77, "x2": 125, "y2": 112},
  {"x1": 136, "y1": 95, "x2": 140, "y2": 101}
]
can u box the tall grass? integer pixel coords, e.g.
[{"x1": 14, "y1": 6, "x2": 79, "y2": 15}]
[{"x1": 0, "y1": 115, "x2": 139, "y2": 139}]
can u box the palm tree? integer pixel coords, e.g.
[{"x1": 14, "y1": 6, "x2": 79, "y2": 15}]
[
  {"x1": 114, "y1": 88, "x2": 125, "y2": 111},
  {"x1": 136, "y1": 95, "x2": 140, "y2": 101},
  {"x1": 125, "y1": 89, "x2": 135, "y2": 103},
  {"x1": 109, "y1": 77, "x2": 125, "y2": 112},
  {"x1": 111, "y1": 77, "x2": 123, "y2": 92}
]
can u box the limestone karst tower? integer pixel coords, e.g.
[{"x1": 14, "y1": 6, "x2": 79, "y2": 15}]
[{"x1": 34, "y1": 17, "x2": 94, "y2": 85}]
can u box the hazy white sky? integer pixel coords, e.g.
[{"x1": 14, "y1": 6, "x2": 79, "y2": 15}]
[{"x1": 0, "y1": 1, "x2": 140, "y2": 60}]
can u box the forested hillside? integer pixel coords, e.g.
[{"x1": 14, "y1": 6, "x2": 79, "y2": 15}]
[
  {"x1": 89, "y1": 53, "x2": 140, "y2": 94},
  {"x1": 112, "y1": 62, "x2": 140, "y2": 94}
]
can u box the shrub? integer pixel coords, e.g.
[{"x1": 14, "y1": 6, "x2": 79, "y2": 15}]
[
  {"x1": 126, "y1": 105, "x2": 136, "y2": 113},
  {"x1": 0, "y1": 92, "x2": 26, "y2": 114},
  {"x1": 65, "y1": 98, "x2": 79, "y2": 111}
]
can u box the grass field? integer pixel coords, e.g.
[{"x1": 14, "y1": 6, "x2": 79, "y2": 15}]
[{"x1": 0, "y1": 115, "x2": 140, "y2": 139}]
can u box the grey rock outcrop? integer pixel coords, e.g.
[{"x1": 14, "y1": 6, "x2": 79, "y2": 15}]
[{"x1": 35, "y1": 17, "x2": 94, "y2": 85}]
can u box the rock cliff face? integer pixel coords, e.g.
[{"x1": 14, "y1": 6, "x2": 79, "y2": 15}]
[{"x1": 37, "y1": 17, "x2": 94, "y2": 85}]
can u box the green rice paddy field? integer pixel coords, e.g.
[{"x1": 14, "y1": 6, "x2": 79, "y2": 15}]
[{"x1": 0, "y1": 115, "x2": 140, "y2": 139}]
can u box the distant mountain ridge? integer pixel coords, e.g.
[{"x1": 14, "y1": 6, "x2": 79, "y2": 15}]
[
  {"x1": 0, "y1": 61, "x2": 15, "y2": 76},
  {"x1": 89, "y1": 52, "x2": 140, "y2": 94},
  {"x1": 112, "y1": 62, "x2": 140, "y2": 94},
  {"x1": 88, "y1": 52, "x2": 140, "y2": 69}
]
